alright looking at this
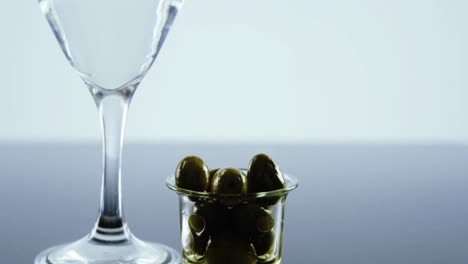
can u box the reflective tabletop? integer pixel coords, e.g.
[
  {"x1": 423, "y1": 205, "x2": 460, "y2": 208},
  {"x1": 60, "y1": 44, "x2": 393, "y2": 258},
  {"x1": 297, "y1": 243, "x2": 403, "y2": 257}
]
[{"x1": 1, "y1": 143, "x2": 467, "y2": 263}]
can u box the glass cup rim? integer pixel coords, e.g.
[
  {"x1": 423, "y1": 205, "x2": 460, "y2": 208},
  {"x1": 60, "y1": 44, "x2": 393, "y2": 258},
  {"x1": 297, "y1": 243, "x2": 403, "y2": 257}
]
[{"x1": 165, "y1": 169, "x2": 299, "y2": 199}]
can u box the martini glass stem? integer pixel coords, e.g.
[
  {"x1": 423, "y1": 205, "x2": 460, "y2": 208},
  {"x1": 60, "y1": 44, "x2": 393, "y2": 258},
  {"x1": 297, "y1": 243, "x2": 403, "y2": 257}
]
[{"x1": 89, "y1": 84, "x2": 137, "y2": 243}]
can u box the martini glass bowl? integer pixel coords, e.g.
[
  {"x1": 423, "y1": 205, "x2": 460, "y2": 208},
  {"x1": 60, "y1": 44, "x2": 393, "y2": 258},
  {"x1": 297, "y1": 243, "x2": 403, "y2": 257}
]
[{"x1": 35, "y1": 0, "x2": 183, "y2": 263}]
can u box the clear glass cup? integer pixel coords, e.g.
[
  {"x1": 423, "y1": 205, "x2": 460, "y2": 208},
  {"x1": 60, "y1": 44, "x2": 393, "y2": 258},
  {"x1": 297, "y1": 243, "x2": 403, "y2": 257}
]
[{"x1": 166, "y1": 171, "x2": 299, "y2": 264}]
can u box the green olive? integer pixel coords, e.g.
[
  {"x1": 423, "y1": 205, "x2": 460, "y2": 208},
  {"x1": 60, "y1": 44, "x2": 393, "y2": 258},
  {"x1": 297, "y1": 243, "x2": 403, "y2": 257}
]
[
  {"x1": 188, "y1": 214, "x2": 206, "y2": 235},
  {"x1": 247, "y1": 154, "x2": 285, "y2": 193},
  {"x1": 175, "y1": 156, "x2": 210, "y2": 192},
  {"x1": 206, "y1": 231, "x2": 256, "y2": 264},
  {"x1": 209, "y1": 168, "x2": 220, "y2": 179},
  {"x1": 187, "y1": 232, "x2": 210, "y2": 258},
  {"x1": 193, "y1": 202, "x2": 229, "y2": 235},
  {"x1": 252, "y1": 231, "x2": 275, "y2": 257},
  {"x1": 209, "y1": 168, "x2": 247, "y2": 195},
  {"x1": 232, "y1": 203, "x2": 274, "y2": 237},
  {"x1": 256, "y1": 214, "x2": 275, "y2": 233}
]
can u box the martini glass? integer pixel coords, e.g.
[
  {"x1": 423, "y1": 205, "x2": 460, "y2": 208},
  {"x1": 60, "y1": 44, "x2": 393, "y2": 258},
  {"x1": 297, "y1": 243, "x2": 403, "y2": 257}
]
[{"x1": 35, "y1": 0, "x2": 183, "y2": 263}]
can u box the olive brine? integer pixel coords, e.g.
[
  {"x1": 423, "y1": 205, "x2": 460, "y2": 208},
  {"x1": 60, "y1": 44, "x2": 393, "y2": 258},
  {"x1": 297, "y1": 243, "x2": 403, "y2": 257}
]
[{"x1": 175, "y1": 154, "x2": 286, "y2": 264}]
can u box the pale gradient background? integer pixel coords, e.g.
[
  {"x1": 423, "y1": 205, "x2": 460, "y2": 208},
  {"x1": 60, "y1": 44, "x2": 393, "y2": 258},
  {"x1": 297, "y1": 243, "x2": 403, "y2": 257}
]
[{"x1": 1, "y1": 0, "x2": 467, "y2": 143}]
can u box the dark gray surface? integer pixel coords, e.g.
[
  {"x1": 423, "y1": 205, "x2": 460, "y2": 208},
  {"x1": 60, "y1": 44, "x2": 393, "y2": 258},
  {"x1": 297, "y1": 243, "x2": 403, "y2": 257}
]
[{"x1": 1, "y1": 143, "x2": 468, "y2": 263}]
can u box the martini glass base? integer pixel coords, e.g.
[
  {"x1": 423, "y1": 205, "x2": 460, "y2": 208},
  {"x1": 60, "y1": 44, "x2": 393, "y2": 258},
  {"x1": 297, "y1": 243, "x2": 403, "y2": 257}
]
[{"x1": 35, "y1": 233, "x2": 180, "y2": 264}]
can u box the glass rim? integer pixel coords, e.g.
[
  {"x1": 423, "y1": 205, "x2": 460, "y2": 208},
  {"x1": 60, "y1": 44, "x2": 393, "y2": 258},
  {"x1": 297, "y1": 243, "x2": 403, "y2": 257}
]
[{"x1": 165, "y1": 169, "x2": 299, "y2": 199}]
